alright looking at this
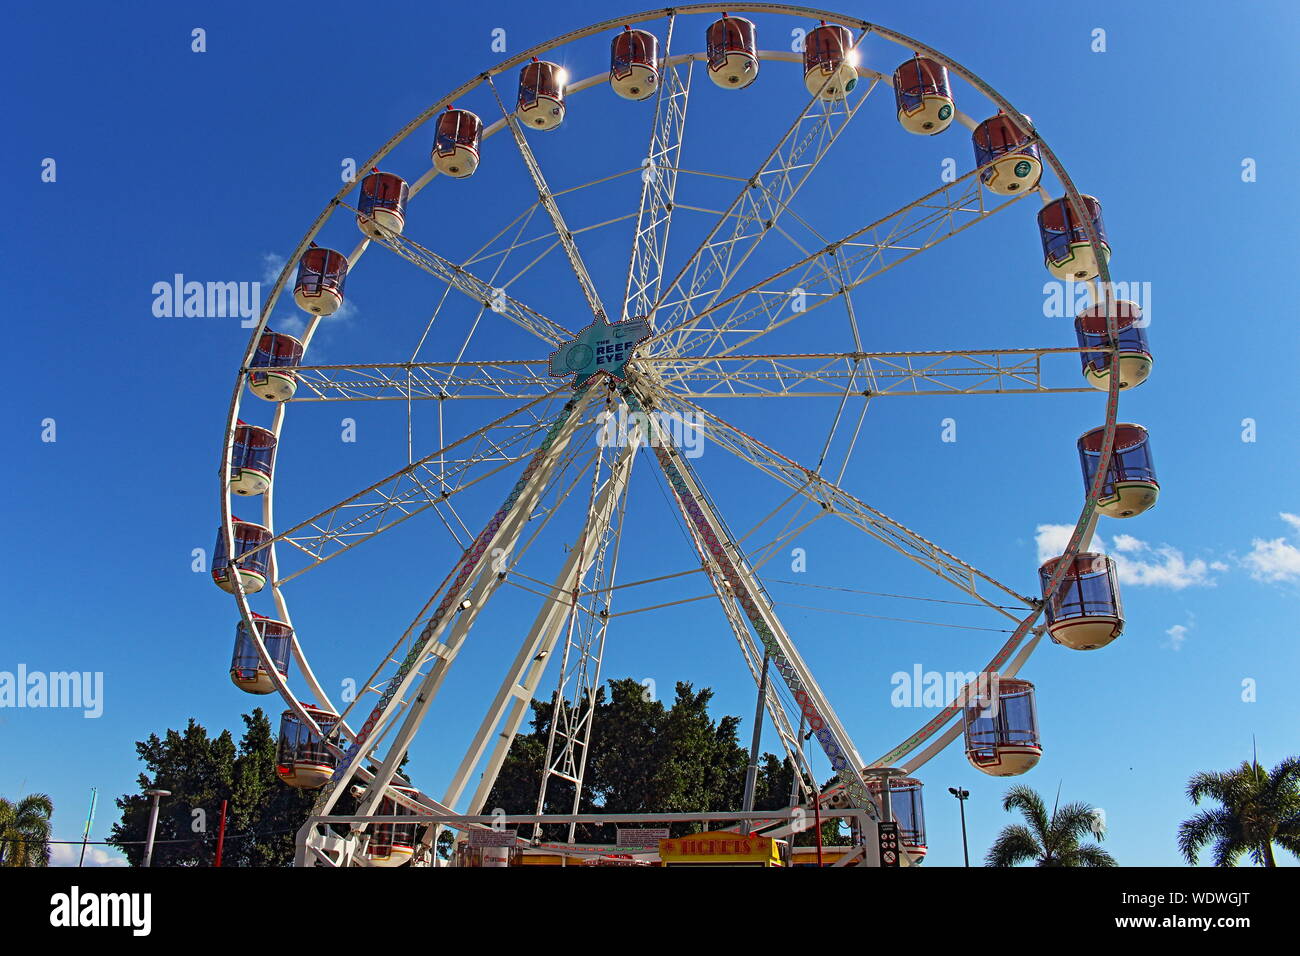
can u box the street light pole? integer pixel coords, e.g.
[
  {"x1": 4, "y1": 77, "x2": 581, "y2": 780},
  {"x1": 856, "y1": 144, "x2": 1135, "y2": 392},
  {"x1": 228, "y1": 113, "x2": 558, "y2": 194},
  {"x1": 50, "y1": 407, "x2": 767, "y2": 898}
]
[
  {"x1": 142, "y1": 789, "x2": 171, "y2": 868},
  {"x1": 948, "y1": 787, "x2": 970, "y2": 867}
]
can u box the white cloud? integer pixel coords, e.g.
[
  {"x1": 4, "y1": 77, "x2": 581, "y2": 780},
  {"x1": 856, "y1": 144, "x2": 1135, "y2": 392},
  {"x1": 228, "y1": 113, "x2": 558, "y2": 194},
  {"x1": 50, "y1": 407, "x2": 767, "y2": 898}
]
[
  {"x1": 262, "y1": 252, "x2": 287, "y2": 287},
  {"x1": 1111, "y1": 533, "x2": 1145, "y2": 552},
  {"x1": 329, "y1": 297, "x2": 357, "y2": 323},
  {"x1": 1163, "y1": 623, "x2": 1189, "y2": 651},
  {"x1": 50, "y1": 842, "x2": 128, "y2": 867},
  {"x1": 1114, "y1": 545, "x2": 1217, "y2": 590},
  {"x1": 1243, "y1": 513, "x2": 1300, "y2": 583},
  {"x1": 275, "y1": 313, "x2": 306, "y2": 337},
  {"x1": 1035, "y1": 524, "x2": 1098, "y2": 564},
  {"x1": 1034, "y1": 524, "x2": 1218, "y2": 590}
]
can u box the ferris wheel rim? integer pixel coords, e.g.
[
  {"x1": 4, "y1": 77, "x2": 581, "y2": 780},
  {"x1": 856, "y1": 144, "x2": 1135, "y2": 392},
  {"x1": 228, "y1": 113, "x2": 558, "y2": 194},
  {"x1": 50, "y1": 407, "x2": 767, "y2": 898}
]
[{"x1": 216, "y1": 4, "x2": 1124, "y2": 851}]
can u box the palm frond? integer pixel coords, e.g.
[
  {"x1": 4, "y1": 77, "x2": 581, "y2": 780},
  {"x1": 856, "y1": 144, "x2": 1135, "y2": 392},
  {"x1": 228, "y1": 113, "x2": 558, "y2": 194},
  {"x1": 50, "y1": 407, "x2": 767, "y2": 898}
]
[
  {"x1": 1071, "y1": 843, "x2": 1118, "y2": 867},
  {"x1": 985, "y1": 823, "x2": 1042, "y2": 867},
  {"x1": 1177, "y1": 808, "x2": 1230, "y2": 865},
  {"x1": 1001, "y1": 785, "x2": 1049, "y2": 843}
]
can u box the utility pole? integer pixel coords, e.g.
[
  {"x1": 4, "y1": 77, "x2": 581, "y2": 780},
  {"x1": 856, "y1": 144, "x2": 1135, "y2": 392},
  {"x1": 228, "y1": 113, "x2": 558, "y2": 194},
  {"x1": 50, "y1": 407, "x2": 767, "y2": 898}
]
[
  {"x1": 948, "y1": 787, "x2": 970, "y2": 867},
  {"x1": 78, "y1": 788, "x2": 97, "y2": 867},
  {"x1": 741, "y1": 653, "x2": 770, "y2": 815},
  {"x1": 215, "y1": 799, "x2": 228, "y2": 867},
  {"x1": 142, "y1": 789, "x2": 170, "y2": 868},
  {"x1": 812, "y1": 786, "x2": 824, "y2": 867},
  {"x1": 787, "y1": 714, "x2": 806, "y2": 808}
]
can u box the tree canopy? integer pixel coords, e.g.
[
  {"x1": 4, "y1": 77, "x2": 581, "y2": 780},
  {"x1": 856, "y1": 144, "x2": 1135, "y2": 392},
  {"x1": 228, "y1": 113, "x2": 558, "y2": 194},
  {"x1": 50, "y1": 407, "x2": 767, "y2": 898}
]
[
  {"x1": 0, "y1": 793, "x2": 55, "y2": 867},
  {"x1": 485, "y1": 677, "x2": 839, "y2": 844},
  {"x1": 985, "y1": 784, "x2": 1116, "y2": 867},
  {"x1": 108, "y1": 708, "x2": 315, "y2": 866},
  {"x1": 1178, "y1": 757, "x2": 1300, "y2": 866},
  {"x1": 106, "y1": 679, "x2": 837, "y2": 866}
]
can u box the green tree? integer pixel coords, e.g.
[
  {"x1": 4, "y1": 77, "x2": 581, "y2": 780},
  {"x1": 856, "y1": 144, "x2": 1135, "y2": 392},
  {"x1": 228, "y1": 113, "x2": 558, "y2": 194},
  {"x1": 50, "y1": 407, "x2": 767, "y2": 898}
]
[
  {"x1": 0, "y1": 793, "x2": 55, "y2": 866},
  {"x1": 648, "y1": 682, "x2": 746, "y2": 819},
  {"x1": 750, "y1": 756, "x2": 844, "y2": 847},
  {"x1": 1178, "y1": 757, "x2": 1300, "y2": 867},
  {"x1": 226, "y1": 709, "x2": 317, "y2": 866},
  {"x1": 986, "y1": 785, "x2": 1115, "y2": 867},
  {"x1": 752, "y1": 752, "x2": 798, "y2": 812},
  {"x1": 109, "y1": 708, "x2": 314, "y2": 866},
  {"x1": 589, "y1": 678, "x2": 667, "y2": 816},
  {"x1": 485, "y1": 677, "x2": 771, "y2": 841}
]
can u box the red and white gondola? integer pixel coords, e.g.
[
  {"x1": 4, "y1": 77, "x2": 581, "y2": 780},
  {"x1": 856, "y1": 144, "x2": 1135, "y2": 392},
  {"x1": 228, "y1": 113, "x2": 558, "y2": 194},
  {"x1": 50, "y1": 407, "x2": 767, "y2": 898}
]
[
  {"x1": 211, "y1": 517, "x2": 272, "y2": 594},
  {"x1": 517, "y1": 59, "x2": 567, "y2": 130},
  {"x1": 246, "y1": 329, "x2": 304, "y2": 402},
  {"x1": 230, "y1": 614, "x2": 294, "y2": 694},
  {"x1": 894, "y1": 55, "x2": 954, "y2": 135},
  {"x1": 433, "y1": 106, "x2": 484, "y2": 178},
  {"x1": 292, "y1": 245, "x2": 349, "y2": 316},
  {"x1": 609, "y1": 26, "x2": 659, "y2": 101},
  {"x1": 276, "y1": 705, "x2": 340, "y2": 789},
  {"x1": 1075, "y1": 300, "x2": 1152, "y2": 391},
  {"x1": 229, "y1": 421, "x2": 277, "y2": 496},
  {"x1": 963, "y1": 677, "x2": 1042, "y2": 776},
  {"x1": 705, "y1": 14, "x2": 759, "y2": 90},
  {"x1": 1040, "y1": 553, "x2": 1124, "y2": 651},
  {"x1": 1078, "y1": 423, "x2": 1160, "y2": 518},
  {"x1": 802, "y1": 22, "x2": 858, "y2": 100},
  {"x1": 356, "y1": 169, "x2": 409, "y2": 238}
]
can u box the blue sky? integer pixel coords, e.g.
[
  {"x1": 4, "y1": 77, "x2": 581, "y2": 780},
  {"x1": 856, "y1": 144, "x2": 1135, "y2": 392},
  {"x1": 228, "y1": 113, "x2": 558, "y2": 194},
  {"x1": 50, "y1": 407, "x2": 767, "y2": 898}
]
[{"x1": 4, "y1": 0, "x2": 1298, "y2": 867}]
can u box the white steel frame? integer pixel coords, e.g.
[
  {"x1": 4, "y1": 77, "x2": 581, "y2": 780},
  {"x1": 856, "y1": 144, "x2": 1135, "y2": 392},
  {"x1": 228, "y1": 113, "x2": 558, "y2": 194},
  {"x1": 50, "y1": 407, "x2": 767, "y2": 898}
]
[{"x1": 214, "y1": 5, "x2": 1126, "y2": 868}]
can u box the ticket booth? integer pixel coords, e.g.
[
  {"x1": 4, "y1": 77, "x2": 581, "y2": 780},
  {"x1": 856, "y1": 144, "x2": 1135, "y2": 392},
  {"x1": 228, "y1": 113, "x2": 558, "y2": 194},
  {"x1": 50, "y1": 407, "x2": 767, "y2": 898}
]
[{"x1": 658, "y1": 830, "x2": 785, "y2": 867}]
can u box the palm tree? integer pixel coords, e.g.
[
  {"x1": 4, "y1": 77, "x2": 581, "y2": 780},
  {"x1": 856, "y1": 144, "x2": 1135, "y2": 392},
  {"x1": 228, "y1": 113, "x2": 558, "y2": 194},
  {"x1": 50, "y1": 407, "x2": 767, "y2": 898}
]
[
  {"x1": 985, "y1": 785, "x2": 1116, "y2": 867},
  {"x1": 1178, "y1": 757, "x2": 1300, "y2": 866},
  {"x1": 0, "y1": 793, "x2": 55, "y2": 867}
]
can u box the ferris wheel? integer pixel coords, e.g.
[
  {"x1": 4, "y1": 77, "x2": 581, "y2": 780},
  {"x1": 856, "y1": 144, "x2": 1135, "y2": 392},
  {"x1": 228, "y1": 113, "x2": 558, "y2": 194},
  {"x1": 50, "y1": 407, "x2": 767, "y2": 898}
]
[{"x1": 214, "y1": 5, "x2": 1157, "y2": 868}]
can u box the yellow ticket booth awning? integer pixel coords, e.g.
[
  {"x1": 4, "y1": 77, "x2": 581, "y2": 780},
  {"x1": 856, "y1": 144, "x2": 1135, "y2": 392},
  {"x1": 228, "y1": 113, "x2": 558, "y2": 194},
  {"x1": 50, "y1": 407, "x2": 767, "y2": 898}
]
[{"x1": 658, "y1": 830, "x2": 783, "y2": 867}]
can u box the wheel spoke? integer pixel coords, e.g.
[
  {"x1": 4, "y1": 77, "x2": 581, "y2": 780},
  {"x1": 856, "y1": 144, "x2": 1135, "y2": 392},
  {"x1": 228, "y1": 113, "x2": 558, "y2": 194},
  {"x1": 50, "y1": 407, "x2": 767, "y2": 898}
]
[
  {"x1": 650, "y1": 31, "x2": 877, "y2": 357},
  {"x1": 283, "y1": 345, "x2": 1100, "y2": 403},
  {"x1": 639, "y1": 346, "x2": 1100, "y2": 398},
  {"x1": 644, "y1": 161, "x2": 1034, "y2": 366},
  {"x1": 354, "y1": 211, "x2": 572, "y2": 345},
  {"x1": 239, "y1": 389, "x2": 571, "y2": 586},
  {"x1": 623, "y1": 14, "x2": 692, "y2": 327},
  {"x1": 288, "y1": 360, "x2": 554, "y2": 402},
  {"x1": 648, "y1": 387, "x2": 1035, "y2": 614},
  {"x1": 487, "y1": 75, "x2": 609, "y2": 322}
]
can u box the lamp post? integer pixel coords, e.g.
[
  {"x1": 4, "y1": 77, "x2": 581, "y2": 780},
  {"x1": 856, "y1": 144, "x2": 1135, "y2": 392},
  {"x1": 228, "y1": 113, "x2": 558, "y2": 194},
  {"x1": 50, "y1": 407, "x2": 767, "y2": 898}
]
[
  {"x1": 142, "y1": 788, "x2": 171, "y2": 868},
  {"x1": 948, "y1": 787, "x2": 970, "y2": 867}
]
